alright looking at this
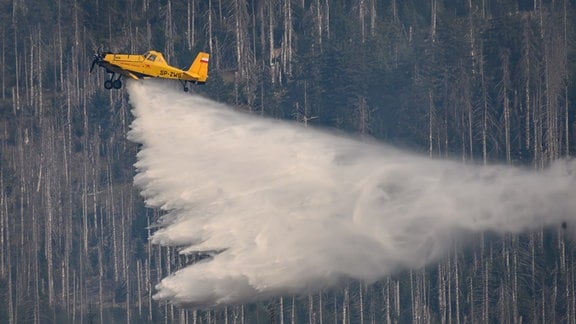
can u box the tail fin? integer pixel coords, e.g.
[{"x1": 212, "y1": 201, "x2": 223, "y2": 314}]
[{"x1": 186, "y1": 52, "x2": 209, "y2": 83}]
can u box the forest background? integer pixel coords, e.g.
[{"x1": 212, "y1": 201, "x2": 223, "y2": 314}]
[{"x1": 1, "y1": 0, "x2": 576, "y2": 323}]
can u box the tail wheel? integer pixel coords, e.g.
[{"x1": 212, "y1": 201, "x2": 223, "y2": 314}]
[
  {"x1": 113, "y1": 79, "x2": 122, "y2": 89},
  {"x1": 104, "y1": 80, "x2": 113, "y2": 89}
]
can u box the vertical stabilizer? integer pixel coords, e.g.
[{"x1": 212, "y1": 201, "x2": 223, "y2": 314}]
[{"x1": 186, "y1": 52, "x2": 209, "y2": 83}]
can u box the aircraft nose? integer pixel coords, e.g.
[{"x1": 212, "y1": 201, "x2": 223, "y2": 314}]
[{"x1": 90, "y1": 54, "x2": 102, "y2": 73}]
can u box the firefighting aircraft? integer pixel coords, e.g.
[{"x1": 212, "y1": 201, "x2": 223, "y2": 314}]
[{"x1": 90, "y1": 50, "x2": 209, "y2": 92}]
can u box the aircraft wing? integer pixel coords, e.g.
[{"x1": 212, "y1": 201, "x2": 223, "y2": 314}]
[
  {"x1": 100, "y1": 62, "x2": 141, "y2": 80},
  {"x1": 120, "y1": 70, "x2": 141, "y2": 80}
]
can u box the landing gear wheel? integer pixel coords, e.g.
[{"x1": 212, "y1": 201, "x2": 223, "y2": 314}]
[
  {"x1": 104, "y1": 80, "x2": 113, "y2": 89},
  {"x1": 180, "y1": 80, "x2": 190, "y2": 92},
  {"x1": 113, "y1": 79, "x2": 122, "y2": 89}
]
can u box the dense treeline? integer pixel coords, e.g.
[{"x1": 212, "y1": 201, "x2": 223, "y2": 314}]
[{"x1": 0, "y1": 0, "x2": 575, "y2": 323}]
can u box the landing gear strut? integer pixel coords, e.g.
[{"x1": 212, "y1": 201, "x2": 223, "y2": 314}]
[{"x1": 180, "y1": 80, "x2": 189, "y2": 92}]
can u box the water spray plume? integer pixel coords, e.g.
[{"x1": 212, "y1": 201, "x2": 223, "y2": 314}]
[{"x1": 127, "y1": 80, "x2": 576, "y2": 307}]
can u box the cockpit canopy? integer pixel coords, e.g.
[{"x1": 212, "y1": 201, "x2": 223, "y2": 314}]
[{"x1": 143, "y1": 51, "x2": 166, "y2": 64}]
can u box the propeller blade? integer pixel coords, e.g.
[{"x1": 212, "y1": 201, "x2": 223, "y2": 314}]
[{"x1": 90, "y1": 52, "x2": 103, "y2": 73}]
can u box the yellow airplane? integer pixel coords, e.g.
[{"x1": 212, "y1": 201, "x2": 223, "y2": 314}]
[{"x1": 90, "y1": 50, "x2": 209, "y2": 92}]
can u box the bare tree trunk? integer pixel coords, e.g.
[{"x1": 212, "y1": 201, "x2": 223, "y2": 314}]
[
  {"x1": 7, "y1": 201, "x2": 13, "y2": 324},
  {"x1": 37, "y1": 27, "x2": 43, "y2": 125},
  {"x1": 369, "y1": 0, "x2": 376, "y2": 36},
  {"x1": 480, "y1": 42, "x2": 489, "y2": 164},
  {"x1": 563, "y1": 0, "x2": 569, "y2": 156},
  {"x1": 466, "y1": 88, "x2": 474, "y2": 162},
  {"x1": 431, "y1": 0, "x2": 437, "y2": 43},
  {"x1": 57, "y1": 0, "x2": 64, "y2": 91},
  {"x1": 359, "y1": 281, "x2": 365, "y2": 324},
  {"x1": 483, "y1": 239, "x2": 491, "y2": 323},
  {"x1": 13, "y1": 29, "x2": 20, "y2": 113},
  {"x1": 137, "y1": 260, "x2": 143, "y2": 320},
  {"x1": 234, "y1": 0, "x2": 247, "y2": 78},
  {"x1": 358, "y1": 0, "x2": 366, "y2": 43},
  {"x1": 568, "y1": 257, "x2": 576, "y2": 322},
  {"x1": 512, "y1": 235, "x2": 519, "y2": 323},
  {"x1": 467, "y1": 0, "x2": 477, "y2": 73},
  {"x1": 0, "y1": 170, "x2": 4, "y2": 279},
  {"x1": 279, "y1": 296, "x2": 284, "y2": 324},
  {"x1": 342, "y1": 284, "x2": 350, "y2": 324},
  {"x1": 126, "y1": 190, "x2": 135, "y2": 322},
  {"x1": 429, "y1": 90, "x2": 435, "y2": 158},
  {"x1": 63, "y1": 55, "x2": 73, "y2": 318},
  {"x1": 314, "y1": 0, "x2": 323, "y2": 52},
  {"x1": 529, "y1": 231, "x2": 537, "y2": 321},
  {"x1": 23, "y1": 34, "x2": 30, "y2": 109},
  {"x1": 208, "y1": 0, "x2": 214, "y2": 65},
  {"x1": 128, "y1": 0, "x2": 135, "y2": 53},
  {"x1": 468, "y1": 276, "x2": 474, "y2": 322},
  {"x1": 110, "y1": 163, "x2": 120, "y2": 283},
  {"x1": 1, "y1": 169, "x2": 13, "y2": 324},
  {"x1": 44, "y1": 124, "x2": 55, "y2": 309},
  {"x1": 121, "y1": 190, "x2": 128, "y2": 281},
  {"x1": 355, "y1": 95, "x2": 370, "y2": 135},
  {"x1": 72, "y1": 0, "x2": 81, "y2": 105},
  {"x1": 454, "y1": 249, "x2": 460, "y2": 324},
  {"x1": 395, "y1": 279, "x2": 401, "y2": 322},
  {"x1": 126, "y1": 249, "x2": 131, "y2": 323},
  {"x1": 410, "y1": 270, "x2": 416, "y2": 322},
  {"x1": 384, "y1": 278, "x2": 391, "y2": 324},
  {"x1": 500, "y1": 50, "x2": 511, "y2": 163},
  {"x1": 324, "y1": 0, "x2": 330, "y2": 39},
  {"x1": 146, "y1": 258, "x2": 153, "y2": 321},
  {"x1": 282, "y1": 0, "x2": 293, "y2": 76},
  {"x1": 82, "y1": 91, "x2": 89, "y2": 257},
  {"x1": 99, "y1": 221, "x2": 104, "y2": 324},
  {"x1": 1, "y1": 27, "x2": 5, "y2": 100},
  {"x1": 523, "y1": 20, "x2": 532, "y2": 155},
  {"x1": 533, "y1": 87, "x2": 544, "y2": 167},
  {"x1": 318, "y1": 291, "x2": 323, "y2": 324},
  {"x1": 291, "y1": 296, "x2": 296, "y2": 324},
  {"x1": 308, "y1": 294, "x2": 314, "y2": 324},
  {"x1": 187, "y1": 0, "x2": 195, "y2": 50},
  {"x1": 164, "y1": 0, "x2": 174, "y2": 62},
  {"x1": 268, "y1": 1, "x2": 275, "y2": 84}
]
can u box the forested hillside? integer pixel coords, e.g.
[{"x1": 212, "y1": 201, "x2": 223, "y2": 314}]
[{"x1": 1, "y1": 0, "x2": 575, "y2": 323}]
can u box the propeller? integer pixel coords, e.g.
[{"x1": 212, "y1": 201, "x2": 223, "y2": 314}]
[
  {"x1": 90, "y1": 45, "x2": 105, "y2": 73},
  {"x1": 90, "y1": 52, "x2": 103, "y2": 73}
]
